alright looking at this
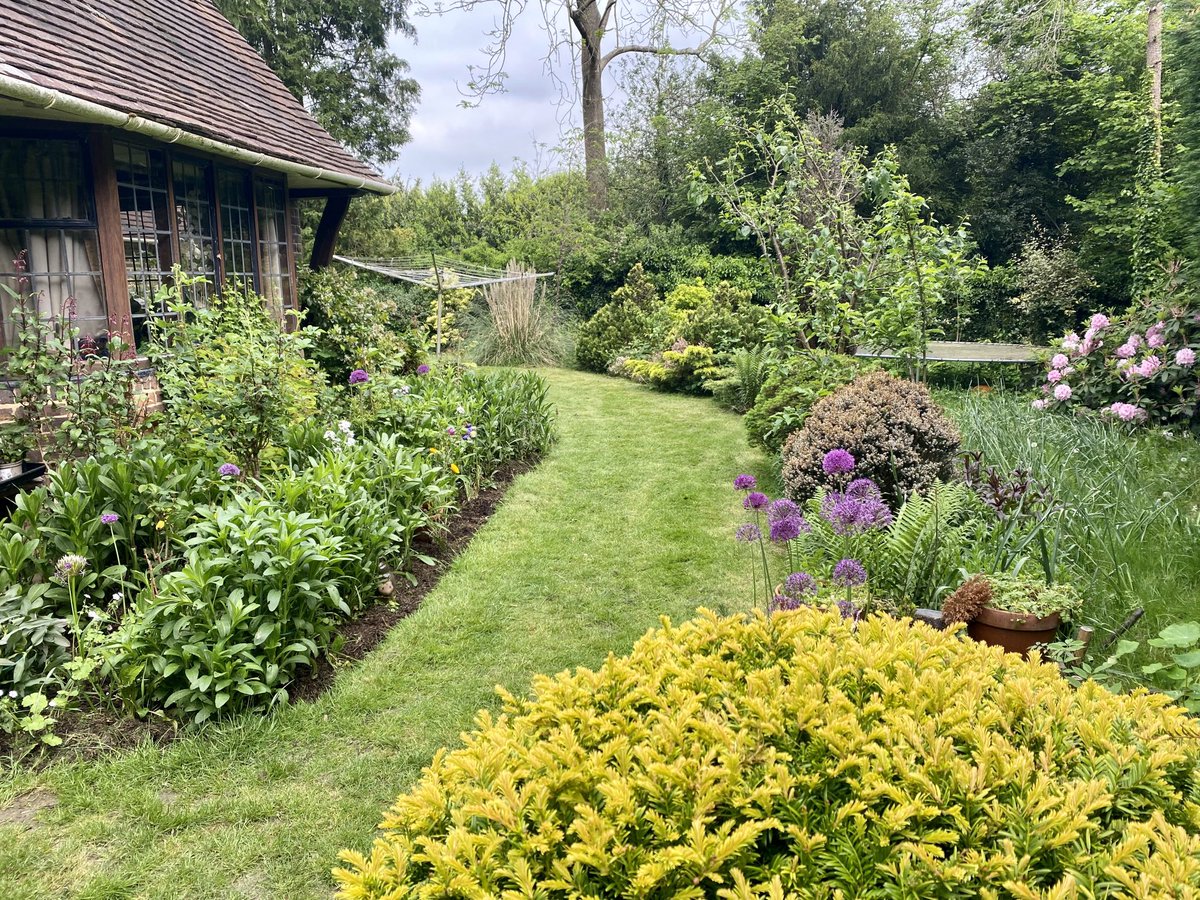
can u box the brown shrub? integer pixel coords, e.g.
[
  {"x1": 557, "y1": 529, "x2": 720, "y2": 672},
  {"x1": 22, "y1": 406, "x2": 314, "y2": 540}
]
[
  {"x1": 942, "y1": 575, "x2": 993, "y2": 625},
  {"x1": 780, "y1": 370, "x2": 960, "y2": 504}
]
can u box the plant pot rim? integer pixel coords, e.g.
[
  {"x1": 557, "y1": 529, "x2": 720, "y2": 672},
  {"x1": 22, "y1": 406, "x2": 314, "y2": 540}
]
[{"x1": 976, "y1": 605, "x2": 1061, "y2": 632}]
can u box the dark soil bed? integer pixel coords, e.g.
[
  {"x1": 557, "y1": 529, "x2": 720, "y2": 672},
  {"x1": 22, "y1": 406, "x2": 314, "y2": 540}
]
[{"x1": 3, "y1": 462, "x2": 530, "y2": 765}]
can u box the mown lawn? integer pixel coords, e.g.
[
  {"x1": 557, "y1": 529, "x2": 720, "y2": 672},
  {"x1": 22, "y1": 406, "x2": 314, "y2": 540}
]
[{"x1": 0, "y1": 369, "x2": 769, "y2": 899}]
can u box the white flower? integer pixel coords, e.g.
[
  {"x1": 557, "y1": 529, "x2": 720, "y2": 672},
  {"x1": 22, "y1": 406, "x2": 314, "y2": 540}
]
[
  {"x1": 324, "y1": 430, "x2": 337, "y2": 442},
  {"x1": 343, "y1": 435, "x2": 356, "y2": 446},
  {"x1": 338, "y1": 420, "x2": 353, "y2": 434},
  {"x1": 7, "y1": 690, "x2": 16, "y2": 699},
  {"x1": 112, "y1": 592, "x2": 123, "y2": 604},
  {"x1": 86, "y1": 609, "x2": 99, "y2": 620},
  {"x1": 456, "y1": 405, "x2": 465, "y2": 415}
]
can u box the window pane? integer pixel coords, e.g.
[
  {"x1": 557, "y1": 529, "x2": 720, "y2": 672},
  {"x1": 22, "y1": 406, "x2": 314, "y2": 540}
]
[
  {"x1": 114, "y1": 141, "x2": 173, "y2": 343},
  {"x1": 171, "y1": 158, "x2": 216, "y2": 306},
  {"x1": 0, "y1": 137, "x2": 105, "y2": 351},
  {"x1": 218, "y1": 169, "x2": 255, "y2": 290},
  {"x1": 0, "y1": 230, "x2": 106, "y2": 348},
  {"x1": 0, "y1": 139, "x2": 93, "y2": 222},
  {"x1": 254, "y1": 179, "x2": 291, "y2": 320}
]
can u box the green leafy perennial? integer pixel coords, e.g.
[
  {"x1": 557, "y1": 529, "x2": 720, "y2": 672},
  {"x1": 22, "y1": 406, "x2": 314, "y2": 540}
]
[{"x1": 336, "y1": 608, "x2": 1200, "y2": 898}]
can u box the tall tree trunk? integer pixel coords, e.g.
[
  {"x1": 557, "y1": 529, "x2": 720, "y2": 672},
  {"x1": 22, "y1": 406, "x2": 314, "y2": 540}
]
[
  {"x1": 573, "y1": 0, "x2": 609, "y2": 211},
  {"x1": 1148, "y1": 1, "x2": 1163, "y2": 166}
]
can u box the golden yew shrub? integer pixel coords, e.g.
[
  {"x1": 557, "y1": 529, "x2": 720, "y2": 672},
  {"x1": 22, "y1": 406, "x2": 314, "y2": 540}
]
[{"x1": 335, "y1": 609, "x2": 1200, "y2": 898}]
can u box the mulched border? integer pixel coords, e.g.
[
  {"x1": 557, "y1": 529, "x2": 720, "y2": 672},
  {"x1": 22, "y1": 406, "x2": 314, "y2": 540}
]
[{"x1": 3, "y1": 461, "x2": 531, "y2": 765}]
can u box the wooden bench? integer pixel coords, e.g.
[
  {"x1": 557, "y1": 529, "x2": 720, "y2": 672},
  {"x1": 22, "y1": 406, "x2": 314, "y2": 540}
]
[{"x1": 854, "y1": 341, "x2": 1048, "y2": 364}]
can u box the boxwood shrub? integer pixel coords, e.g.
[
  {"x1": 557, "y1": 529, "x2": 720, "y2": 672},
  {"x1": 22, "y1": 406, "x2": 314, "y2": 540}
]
[{"x1": 336, "y1": 608, "x2": 1200, "y2": 898}]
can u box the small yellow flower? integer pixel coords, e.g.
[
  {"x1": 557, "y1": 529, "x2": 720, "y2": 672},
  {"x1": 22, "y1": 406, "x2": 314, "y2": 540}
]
[
  {"x1": 450, "y1": 463, "x2": 460, "y2": 475},
  {"x1": 428, "y1": 447, "x2": 440, "y2": 455},
  {"x1": 155, "y1": 520, "x2": 166, "y2": 531}
]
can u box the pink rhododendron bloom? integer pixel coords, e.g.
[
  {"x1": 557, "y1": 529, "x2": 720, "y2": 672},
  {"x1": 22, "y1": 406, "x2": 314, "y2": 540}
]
[
  {"x1": 1137, "y1": 356, "x2": 1163, "y2": 378},
  {"x1": 1177, "y1": 347, "x2": 1196, "y2": 367},
  {"x1": 1106, "y1": 402, "x2": 1146, "y2": 423},
  {"x1": 1047, "y1": 369, "x2": 1063, "y2": 383},
  {"x1": 1051, "y1": 353, "x2": 1069, "y2": 369},
  {"x1": 1061, "y1": 333, "x2": 1081, "y2": 351},
  {"x1": 1116, "y1": 341, "x2": 1137, "y2": 359},
  {"x1": 1080, "y1": 335, "x2": 1099, "y2": 355},
  {"x1": 1147, "y1": 323, "x2": 1167, "y2": 349},
  {"x1": 1031, "y1": 398, "x2": 1048, "y2": 410},
  {"x1": 1053, "y1": 384, "x2": 1072, "y2": 401},
  {"x1": 1089, "y1": 313, "x2": 1110, "y2": 330}
]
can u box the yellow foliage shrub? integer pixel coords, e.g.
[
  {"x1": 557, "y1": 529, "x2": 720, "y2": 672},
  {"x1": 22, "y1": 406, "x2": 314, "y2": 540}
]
[{"x1": 335, "y1": 609, "x2": 1200, "y2": 898}]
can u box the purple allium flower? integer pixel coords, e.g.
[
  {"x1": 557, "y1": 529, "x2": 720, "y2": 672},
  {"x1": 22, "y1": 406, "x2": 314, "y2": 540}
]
[
  {"x1": 1051, "y1": 353, "x2": 1069, "y2": 369},
  {"x1": 832, "y1": 558, "x2": 867, "y2": 588},
  {"x1": 820, "y1": 480, "x2": 892, "y2": 535},
  {"x1": 735, "y1": 522, "x2": 762, "y2": 543},
  {"x1": 767, "y1": 497, "x2": 800, "y2": 523},
  {"x1": 733, "y1": 474, "x2": 757, "y2": 491},
  {"x1": 100, "y1": 513, "x2": 119, "y2": 525},
  {"x1": 743, "y1": 491, "x2": 769, "y2": 510},
  {"x1": 218, "y1": 463, "x2": 241, "y2": 478},
  {"x1": 416, "y1": 363, "x2": 431, "y2": 375},
  {"x1": 348, "y1": 368, "x2": 369, "y2": 385},
  {"x1": 770, "y1": 593, "x2": 804, "y2": 613},
  {"x1": 822, "y1": 448, "x2": 856, "y2": 476},
  {"x1": 769, "y1": 515, "x2": 810, "y2": 543},
  {"x1": 1053, "y1": 384, "x2": 1072, "y2": 401},
  {"x1": 784, "y1": 571, "x2": 818, "y2": 598},
  {"x1": 836, "y1": 599, "x2": 861, "y2": 620},
  {"x1": 1177, "y1": 347, "x2": 1196, "y2": 368}
]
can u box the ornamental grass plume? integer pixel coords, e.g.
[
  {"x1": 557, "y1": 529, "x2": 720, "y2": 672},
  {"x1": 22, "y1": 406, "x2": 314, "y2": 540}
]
[{"x1": 942, "y1": 574, "x2": 992, "y2": 625}]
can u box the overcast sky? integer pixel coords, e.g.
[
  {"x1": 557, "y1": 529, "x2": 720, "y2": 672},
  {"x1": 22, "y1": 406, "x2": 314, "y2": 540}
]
[{"x1": 385, "y1": 7, "x2": 579, "y2": 185}]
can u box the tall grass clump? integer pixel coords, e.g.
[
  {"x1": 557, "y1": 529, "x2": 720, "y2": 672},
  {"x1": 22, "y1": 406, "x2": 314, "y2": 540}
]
[
  {"x1": 469, "y1": 262, "x2": 567, "y2": 366},
  {"x1": 943, "y1": 391, "x2": 1200, "y2": 637}
]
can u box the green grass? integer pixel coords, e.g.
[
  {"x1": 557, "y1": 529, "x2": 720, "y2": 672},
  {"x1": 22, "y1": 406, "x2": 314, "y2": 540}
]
[
  {"x1": 0, "y1": 369, "x2": 769, "y2": 900},
  {"x1": 941, "y1": 390, "x2": 1200, "y2": 638}
]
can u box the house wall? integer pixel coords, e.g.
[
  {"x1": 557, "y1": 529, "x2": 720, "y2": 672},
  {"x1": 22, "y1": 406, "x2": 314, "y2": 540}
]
[{"x1": 0, "y1": 117, "x2": 314, "y2": 420}]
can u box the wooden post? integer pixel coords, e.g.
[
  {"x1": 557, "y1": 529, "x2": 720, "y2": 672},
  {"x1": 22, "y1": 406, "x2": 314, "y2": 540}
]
[
  {"x1": 87, "y1": 128, "x2": 133, "y2": 358},
  {"x1": 309, "y1": 192, "x2": 353, "y2": 270},
  {"x1": 431, "y1": 251, "x2": 444, "y2": 356}
]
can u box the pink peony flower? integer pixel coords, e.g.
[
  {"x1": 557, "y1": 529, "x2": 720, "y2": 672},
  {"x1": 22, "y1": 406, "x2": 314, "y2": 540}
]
[
  {"x1": 1051, "y1": 353, "x2": 1069, "y2": 369},
  {"x1": 1177, "y1": 347, "x2": 1196, "y2": 367},
  {"x1": 1047, "y1": 369, "x2": 1063, "y2": 383},
  {"x1": 1053, "y1": 384, "x2": 1072, "y2": 401}
]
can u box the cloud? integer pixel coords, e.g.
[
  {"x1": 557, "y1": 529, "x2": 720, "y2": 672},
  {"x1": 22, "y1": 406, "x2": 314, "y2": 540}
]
[{"x1": 386, "y1": 6, "x2": 577, "y2": 184}]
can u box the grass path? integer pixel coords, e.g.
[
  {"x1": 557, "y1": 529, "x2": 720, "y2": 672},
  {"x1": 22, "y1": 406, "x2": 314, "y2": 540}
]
[{"x1": 1, "y1": 369, "x2": 770, "y2": 899}]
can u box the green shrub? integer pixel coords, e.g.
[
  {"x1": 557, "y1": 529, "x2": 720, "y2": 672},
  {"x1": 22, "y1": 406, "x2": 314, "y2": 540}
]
[
  {"x1": 709, "y1": 346, "x2": 772, "y2": 413},
  {"x1": 146, "y1": 278, "x2": 327, "y2": 477},
  {"x1": 102, "y1": 494, "x2": 360, "y2": 722},
  {"x1": 744, "y1": 352, "x2": 874, "y2": 453},
  {"x1": 616, "y1": 341, "x2": 721, "y2": 394},
  {"x1": 336, "y1": 608, "x2": 1200, "y2": 898},
  {"x1": 299, "y1": 267, "x2": 408, "y2": 381},
  {"x1": 574, "y1": 264, "x2": 661, "y2": 372},
  {"x1": 781, "y1": 370, "x2": 960, "y2": 504}
]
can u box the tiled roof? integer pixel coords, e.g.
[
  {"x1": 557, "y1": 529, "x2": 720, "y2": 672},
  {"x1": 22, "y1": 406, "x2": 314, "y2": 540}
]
[{"x1": 0, "y1": 0, "x2": 389, "y2": 189}]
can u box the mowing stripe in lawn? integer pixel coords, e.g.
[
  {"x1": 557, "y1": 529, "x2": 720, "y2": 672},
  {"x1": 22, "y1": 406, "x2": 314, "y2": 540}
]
[{"x1": 0, "y1": 368, "x2": 770, "y2": 900}]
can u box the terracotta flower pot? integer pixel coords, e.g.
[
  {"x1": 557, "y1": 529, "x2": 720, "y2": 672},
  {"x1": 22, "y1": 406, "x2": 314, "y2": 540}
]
[{"x1": 967, "y1": 606, "x2": 1062, "y2": 658}]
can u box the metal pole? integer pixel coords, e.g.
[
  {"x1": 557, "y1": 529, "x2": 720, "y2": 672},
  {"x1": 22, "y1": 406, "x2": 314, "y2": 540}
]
[{"x1": 431, "y1": 251, "x2": 444, "y2": 356}]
